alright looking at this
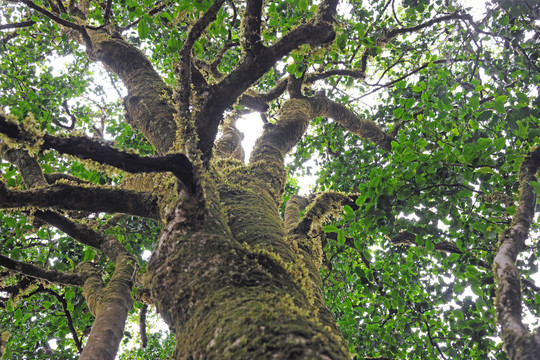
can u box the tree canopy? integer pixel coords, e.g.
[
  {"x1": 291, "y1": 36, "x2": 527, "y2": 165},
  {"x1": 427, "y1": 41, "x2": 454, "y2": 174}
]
[{"x1": 0, "y1": 0, "x2": 539, "y2": 359}]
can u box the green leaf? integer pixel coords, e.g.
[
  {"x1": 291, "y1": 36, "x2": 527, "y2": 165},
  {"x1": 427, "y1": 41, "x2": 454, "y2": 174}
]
[
  {"x1": 138, "y1": 15, "x2": 151, "y2": 39},
  {"x1": 83, "y1": 248, "x2": 95, "y2": 261},
  {"x1": 393, "y1": 108, "x2": 404, "y2": 118},
  {"x1": 453, "y1": 283, "x2": 466, "y2": 294},
  {"x1": 493, "y1": 100, "x2": 505, "y2": 114},
  {"x1": 470, "y1": 95, "x2": 479, "y2": 110},
  {"x1": 343, "y1": 205, "x2": 354, "y2": 219},
  {"x1": 337, "y1": 33, "x2": 348, "y2": 50},
  {"x1": 471, "y1": 284, "x2": 483, "y2": 297},
  {"x1": 42, "y1": 301, "x2": 53, "y2": 309},
  {"x1": 14, "y1": 308, "x2": 22, "y2": 320},
  {"x1": 477, "y1": 110, "x2": 493, "y2": 121},
  {"x1": 167, "y1": 29, "x2": 182, "y2": 52},
  {"x1": 447, "y1": 253, "x2": 460, "y2": 262},
  {"x1": 337, "y1": 229, "x2": 346, "y2": 245},
  {"x1": 477, "y1": 166, "x2": 494, "y2": 174},
  {"x1": 476, "y1": 138, "x2": 492, "y2": 151},
  {"x1": 530, "y1": 181, "x2": 540, "y2": 195},
  {"x1": 287, "y1": 63, "x2": 297, "y2": 75},
  {"x1": 355, "y1": 193, "x2": 368, "y2": 206},
  {"x1": 323, "y1": 225, "x2": 338, "y2": 233},
  {"x1": 194, "y1": 41, "x2": 204, "y2": 55}
]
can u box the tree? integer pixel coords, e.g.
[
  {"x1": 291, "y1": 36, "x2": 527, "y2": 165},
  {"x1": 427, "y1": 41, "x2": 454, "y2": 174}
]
[{"x1": 0, "y1": 0, "x2": 539, "y2": 358}]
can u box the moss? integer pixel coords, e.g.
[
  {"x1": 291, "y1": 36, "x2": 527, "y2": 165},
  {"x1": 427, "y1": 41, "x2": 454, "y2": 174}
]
[
  {"x1": 0, "y1": 112, "x2": 44, "y2": 154},
  {"x1": 122, "y1": 172, "x2": 178, "y2": 222},
  {"x1": 242, "y1": 242, "x2": 314, "y2": 305}
]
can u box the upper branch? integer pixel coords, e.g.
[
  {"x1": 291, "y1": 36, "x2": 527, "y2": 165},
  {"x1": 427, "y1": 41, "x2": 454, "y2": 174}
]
[
  {"x1": 0, "y1": 254, "x2": 84, "y2": 286},
  {"x1": 119, "y1": 0, "x2": 169, "y2": 31},
  {"x1": 383, "y1": 12, "x2": 461, "y2": 40},
  {"x1": 242, "y1": 0, "x2": 264, "y2": 55},
  {"x1": 103, "y1": 0, "x2": 113, "y2": 24},
  {"x1": 195, "y1": 0, "x2": 339, "y2": 161},
  {"x1": 19, "y1": 0, "x2": 86, "y2": 31},
  {"x1": 177, "y1": 0, "x2": 226, "y2": 115},
  {"x1": 249, "y1": 95, "x2": 392, "y2": 194}
]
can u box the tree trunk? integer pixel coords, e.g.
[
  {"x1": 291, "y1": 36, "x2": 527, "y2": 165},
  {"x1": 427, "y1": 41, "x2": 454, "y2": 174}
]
[{"x1": 147, "y1": 173, "x2": 350, "y2": 359}]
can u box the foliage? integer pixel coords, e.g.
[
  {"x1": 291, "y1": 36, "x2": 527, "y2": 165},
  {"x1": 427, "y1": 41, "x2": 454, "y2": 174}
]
[{"x1": 0, "y1": 0, "x2": 539, "y2": 359}]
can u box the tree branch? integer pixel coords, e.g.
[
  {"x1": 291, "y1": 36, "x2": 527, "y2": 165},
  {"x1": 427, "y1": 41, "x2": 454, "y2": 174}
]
[
  {"x1": 0, "y1": 113, "x2": 195, "y2": 191},
  {"x1": 391, "y1": 231, "x2": 540, "y2": 293},
  {"x1": 139, "y1": 304, "x2": 148, "y2": 348},
  {"x1": 39, "y1": 286, "x2": 83, "y2": 352},
  {"x1": 237, "y1": 77, "x2": 288, "y2": 112},
  {"x1": 119, "y1": 0, "x2": 169, "y2": 31},
  {"x1": 79, "y1": 253, "x2": 135, "y2": 360},
  {"x1": 177, "y1": 0, "x2": 226, "y2": 115},
  {"x1": 307, "y1": 68, "x2": 367, "y2": 83},
  {"x1": 0, "y1": 20, "x2": 36, "y2": 30},
  {"x1": 19, "y1": 0, "x2": 86, "y2": 31},
  {"x1": 494, "y1": 144, "x2": 540, "y2": 357},
  {"x1": 0, "y1": 181, "x2": 160, "y2": 220},
  {"x1": 309, "y1": 94, "x2": 394, "y2": 151},
  {"x1": 242, "y1": 0, "x2": 263, "y2": 56},
  {"x1": 0, "y1": 254, "x2": 83, "y2": 286},
  {"x1": 284, "y1": 195, "x2": 310, "y2": 233},
  {"x1": 103, "y1": 0, "x2": 113, "y2": 24},
  {"x1": 383, "y1": 12, "x2": 461, "y2": 41}
]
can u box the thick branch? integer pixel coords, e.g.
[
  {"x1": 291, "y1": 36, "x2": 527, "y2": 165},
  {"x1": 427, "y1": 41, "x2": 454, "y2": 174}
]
[
  {"x1": 103, "y1": 0, "x2": 112, "y2": 24},
  {"x1": 214, "y1": 124, "x2": 244, "y2": 161},
  {"x1": 309, "y1": 94, "x2": 394, "y2": 151},
  {"x1": 242, "y1": 0, "x2": 263, "y2": 55},
  {"x1": 0, "y1": 182, "x2": 159, "y2": 219},
  {"x1": 0, "y1": 254, "x2": 83, "y2": 286},
  {"x1": 139, "y1": 304, "x2": 148, "y2": 348},
  {"x1": 249, "y1": 95, "x2": 392, "y2": 193},
  {"x1": 494, "y1": 145, "x2": 540, "y2": 358},
  {"x1": 0, "y1": 113, "x2": 194, "y2": 190},
  {"x1": 79, "y1": 254, "x2": 135, "y2": 360},
  {"x1": 284, "y1": 195, "x2": 310, "y2": 233},
  {"x1": 84, "y1": 28, "x2": 177, "y2": 154},
  {"x1": 42, "y1": 134, "x2": 195, "y2": 191}
]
